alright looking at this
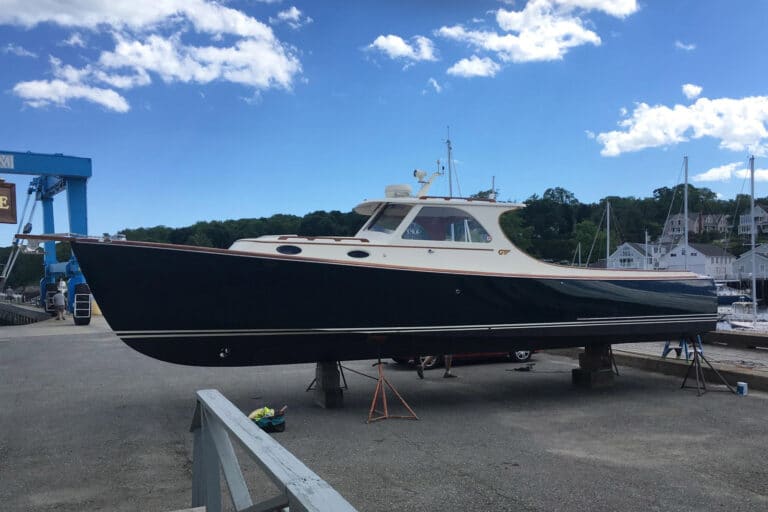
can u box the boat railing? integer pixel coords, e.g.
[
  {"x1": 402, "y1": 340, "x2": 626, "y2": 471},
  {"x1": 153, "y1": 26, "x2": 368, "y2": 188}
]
[
  {"x1": 277, "y1": 235, "x2": 370, "y2": 243},
  {"x1": 190, "y1": 389, "x2": 358, "y2": 512}
]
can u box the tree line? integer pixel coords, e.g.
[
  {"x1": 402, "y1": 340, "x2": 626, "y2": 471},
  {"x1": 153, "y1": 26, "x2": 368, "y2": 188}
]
[
  {"x1": 122, "y1": 183, "x2": 764, "y2": 263},
  {"x1": 3, "y1": 183, "x2": 764, "y2": 288}
]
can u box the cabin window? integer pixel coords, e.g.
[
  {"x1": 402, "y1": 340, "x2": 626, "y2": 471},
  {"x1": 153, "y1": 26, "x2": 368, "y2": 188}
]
[
  {"x1": 276, "y1": 245, "x2": 302, "y2": 255},
  {"x1": 347, "y1": 250, "x2": 370, "y2": 258},
  {"x1": 691, "y1": 252, "x2": 697, "y2": 256},
  {"x1": 402, "y1": 206, "x2": 491, "y2": 243},
  {"x1": 366, "y1": 204, "x2": 412, "y2": 234}
]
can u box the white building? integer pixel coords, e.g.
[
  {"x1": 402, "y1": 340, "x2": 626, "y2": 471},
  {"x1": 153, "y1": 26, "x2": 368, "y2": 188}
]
[
  {"x1": 738, "y1": 205, "x2": 768, "y2": 235},
  {"x1": 658, "y1": 242, "x2": 735, "y2": 280},
  {"x1": 732, "y1": 244, "x2": 768, "y2": 279},
  {"x1": 701, "y1": 213, "x2": 731, "y2": 234},
  {"x1": 607, "y1": 242, "x2": 662, "y2": 269},
  {"x1": 661, "y1": 213, "x2": 701, "y2": 243}
]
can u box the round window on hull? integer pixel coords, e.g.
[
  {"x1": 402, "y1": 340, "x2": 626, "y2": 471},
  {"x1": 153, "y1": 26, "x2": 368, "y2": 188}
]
[{"x1": 276, "y1": 245, "x2": 302, "y2": 255}]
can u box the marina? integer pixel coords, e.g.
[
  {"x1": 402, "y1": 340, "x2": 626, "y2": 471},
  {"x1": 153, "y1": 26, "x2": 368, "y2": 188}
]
[
  {"x1": 2, "y1": 2, "x2": 768, "y2": 511},
  {"x1": 1, "y1": 317, "x2": 767, "y2": 511}
]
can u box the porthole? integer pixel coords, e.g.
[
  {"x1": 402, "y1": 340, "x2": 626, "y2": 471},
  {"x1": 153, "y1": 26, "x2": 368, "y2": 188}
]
[
  {"x1": 276, "y1": 245, "x2": 302, "y2": 255},
  {"x1": 347, "y1": 250, "x2": 370, "y2": 258}
]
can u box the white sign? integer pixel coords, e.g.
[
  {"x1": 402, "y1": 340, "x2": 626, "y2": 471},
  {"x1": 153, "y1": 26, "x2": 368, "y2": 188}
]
[{"x1": 0, "y1": 154, "x2": 14, "y2": 169}]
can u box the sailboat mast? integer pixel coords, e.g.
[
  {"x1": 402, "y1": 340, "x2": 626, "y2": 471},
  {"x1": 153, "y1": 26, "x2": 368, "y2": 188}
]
[
  {"x1": 606, "y1": 200, "x2": 610, "y2": 265},
  {"x1": 684, "y1": 156, "x2": 689, "y2": 271},
  {"x1": 644, "y1": 229, "x2": 649, "y2": 270},
  {"x1": 446, "y1": 128, "x2": 453, "y2": 198},
  {"x1": 750, "y1": 155, "x2": 757, "y2": 324}
]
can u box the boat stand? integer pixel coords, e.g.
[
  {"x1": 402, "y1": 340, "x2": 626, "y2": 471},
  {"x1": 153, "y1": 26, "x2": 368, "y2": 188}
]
[
  {"x1": 680, "y1": 336, "x2": 736, "y2": 397},
  {"x1": 367, "y1": 359, "x2": 419, "y2": 423}
]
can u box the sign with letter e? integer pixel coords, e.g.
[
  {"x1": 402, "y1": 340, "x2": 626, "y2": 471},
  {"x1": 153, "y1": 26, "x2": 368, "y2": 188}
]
[{"x1": 0, "y1": 180, "x2": 17, "y2": 224}]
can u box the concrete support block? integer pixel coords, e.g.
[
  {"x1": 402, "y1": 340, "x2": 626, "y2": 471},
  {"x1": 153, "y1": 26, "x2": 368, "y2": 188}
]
[
  {"x1": 313, "y1": 361, "x2": 344, "y2": 409},
  {"x1": 573, "y1": 344, "x2": 614, "y2": 388}
]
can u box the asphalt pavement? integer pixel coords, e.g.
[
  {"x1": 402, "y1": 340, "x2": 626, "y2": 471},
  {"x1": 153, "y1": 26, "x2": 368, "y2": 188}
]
[{"x1": 1, "y1": 317, "x2": 767, "y2": 511}]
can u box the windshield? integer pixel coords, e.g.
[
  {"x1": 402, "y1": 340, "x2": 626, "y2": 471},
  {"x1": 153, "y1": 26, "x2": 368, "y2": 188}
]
[
  {"x1": 402, "y1": 206, "x2": 491, "y2": 243},
  {"x1": 365, "y1": 204, "x2": 412, "y2": 234}
]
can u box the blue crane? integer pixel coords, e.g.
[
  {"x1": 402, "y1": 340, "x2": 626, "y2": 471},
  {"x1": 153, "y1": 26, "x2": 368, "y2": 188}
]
[{"x1": 0, "y1": 150, "x2": 92, "y2": 324}]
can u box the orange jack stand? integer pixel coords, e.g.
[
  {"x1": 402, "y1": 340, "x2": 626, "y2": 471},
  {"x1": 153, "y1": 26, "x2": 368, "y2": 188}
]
[{"x1": 367, "y1": 360, "x2": 419, "y2": 423}]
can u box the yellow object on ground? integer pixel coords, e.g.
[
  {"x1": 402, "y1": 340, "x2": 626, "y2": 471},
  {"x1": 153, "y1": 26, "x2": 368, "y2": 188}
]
[{"x1": 248, "y1": 407, "x2": 275, "y2": 420}]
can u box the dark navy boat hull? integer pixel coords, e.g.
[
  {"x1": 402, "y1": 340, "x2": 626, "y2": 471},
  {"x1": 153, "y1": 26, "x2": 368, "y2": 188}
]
[{"x1": 72, "y1": 239, "x2": 717, "y2": 366}]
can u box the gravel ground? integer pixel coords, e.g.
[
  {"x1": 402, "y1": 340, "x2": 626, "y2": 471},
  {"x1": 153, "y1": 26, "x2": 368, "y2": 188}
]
[{"x1": 1, "y1": 318, "x2": 767, "y2": 511}]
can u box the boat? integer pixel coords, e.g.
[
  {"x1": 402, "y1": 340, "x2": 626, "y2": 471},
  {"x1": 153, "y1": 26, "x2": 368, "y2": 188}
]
[
  {"x1": 21, "y1": 172, "x2": 717, "y2": 367},
  {"x1": 716, "y1": 283, "x2": 750, "y2": 306}
]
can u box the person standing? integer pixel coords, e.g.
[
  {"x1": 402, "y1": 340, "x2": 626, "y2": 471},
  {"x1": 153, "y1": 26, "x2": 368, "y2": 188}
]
[
  {"x1": 442, "y1": 355, "x2": 456, "y2": 378},
  {"x1": 416, "y1": 355, "x2": 457, "y2": 379},
  {"x1": 53, "y1": 289, "x2": 66, "y2": 320}
]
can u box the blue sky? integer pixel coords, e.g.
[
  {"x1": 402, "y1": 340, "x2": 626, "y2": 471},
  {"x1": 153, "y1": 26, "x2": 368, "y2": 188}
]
[{"x1": 0, "y1": 0, "x2": 767, "y2": 243}]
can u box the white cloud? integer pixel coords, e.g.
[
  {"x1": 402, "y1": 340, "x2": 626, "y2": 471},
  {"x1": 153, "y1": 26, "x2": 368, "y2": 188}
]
[
  {"x1": 692, "y1": 162, "x2": 740, "y2": 182},
  {"x1": 2, "y1": 43, "x2": 36, "y2": 58},
  {"x1": 597, "y1": 94, "x2": 768, "y2": 157},
  {"x1": 269, "y1": 6, "x2": 312, "y2": 29},
  {"x1": 736, "y1": 168, "x2": 768, "y2": 181},
  {"x1": 368, "y1": 34, "x2": 437, "y2": 62},
  {"x1": 98, "y1": 34, "x2": 300, "y2": 89},
  {"x1": 682, "y1": 83, "x2": 702, "y2": 100},
  {"x1": 447, "y1": 55, "x2": 500, "y2": 77},
  {"x1": 13, "y1": 79, "x2": 129, "y2": 112},
  {"x1": 62, "y1": 32, "x2": 86, "y2": 47},
  {"x1": 675, "y1": 40, "x2": 696, "y2": 51},
  {"x1": 585, "y1": 130, "x2": 596, "y2": 139},
  {"x1": 427, "y1": 77, "x2": 442, "y2": 93},
  {"x1": 1, "y1": 0, "x2": 302, "y2": 112},
  {"x1": 694, "y1": 162, "x2": 768, "y2": 183},
  {"x1": 0, "y1": 0, "x2": 274, "y2": 39},
  {"x1": 438, "y1": 0, "x2": 637, "y2": 65},
  {"x1": 619, "y1": 106, "x2": 628, "y2": 117}
]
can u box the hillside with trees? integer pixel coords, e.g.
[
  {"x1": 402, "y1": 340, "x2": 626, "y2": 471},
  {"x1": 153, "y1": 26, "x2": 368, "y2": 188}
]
[
  {"x1": 3, "y1": 183, "x2": 764, "y2": 289},
  {"x1": 118, "y1": 183, "x2": 762, "y2": 265}
]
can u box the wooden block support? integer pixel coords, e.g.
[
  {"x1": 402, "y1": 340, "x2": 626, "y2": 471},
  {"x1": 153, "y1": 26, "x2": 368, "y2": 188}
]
[
  {"x1": 573, "y1": 344, "x2": 615, "y2": 388},
  {"x1": 314, "y1": 361, "x2": 344, "y2": 408}
]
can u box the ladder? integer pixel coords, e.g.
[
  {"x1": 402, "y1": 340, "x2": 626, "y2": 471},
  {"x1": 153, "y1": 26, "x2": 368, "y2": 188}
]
[{"x1": 662, "y1": 335, "x2": 704, "y2": 360}]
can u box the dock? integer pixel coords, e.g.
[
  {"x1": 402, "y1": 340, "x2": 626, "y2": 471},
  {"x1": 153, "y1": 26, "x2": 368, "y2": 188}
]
[{"x1": 1, "y1": 318, "x2": 767, "y2": 511}]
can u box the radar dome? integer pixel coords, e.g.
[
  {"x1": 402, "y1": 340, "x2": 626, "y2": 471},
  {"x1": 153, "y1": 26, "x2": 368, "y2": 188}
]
[{"x1": 385, "y1": 184, "x2": 412, "y2": 198}]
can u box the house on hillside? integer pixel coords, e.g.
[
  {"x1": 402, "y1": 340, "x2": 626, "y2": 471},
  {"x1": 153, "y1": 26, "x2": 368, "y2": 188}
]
[
  {"x1": 607, "y1": 242, "x2": 664, "y2": 269},
  {"x1": 701, "y1": 213, "x2": 731, "y2": 234},
  {"x1": 658, "y1": 242, "x2": 735, "y2": 279},
  {"x1": 733, "y1": 244, "x2": 768, "y2": 279},
  {"x1": 661, "y1": 213, "x2": 701, "y2": 243},
  {"x1": 738, "y1": 205, "x2": 768, "y2": 235}
]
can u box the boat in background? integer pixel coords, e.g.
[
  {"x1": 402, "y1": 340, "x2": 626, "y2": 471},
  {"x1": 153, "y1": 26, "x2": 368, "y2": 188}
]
[{"x1": 20, "y1": 171, "x2": 717, "y2": 367}]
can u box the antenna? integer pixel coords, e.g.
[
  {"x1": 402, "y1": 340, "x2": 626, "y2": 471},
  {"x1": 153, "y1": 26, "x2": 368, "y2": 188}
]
[{"x1": 446, "y1": 127, "x2": 453, "y2": 198}]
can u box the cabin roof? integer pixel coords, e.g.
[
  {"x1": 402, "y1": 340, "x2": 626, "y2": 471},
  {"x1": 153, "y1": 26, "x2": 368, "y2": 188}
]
[{"x1": 353, "y1": 196, "x2": 524, "y2": 216}]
